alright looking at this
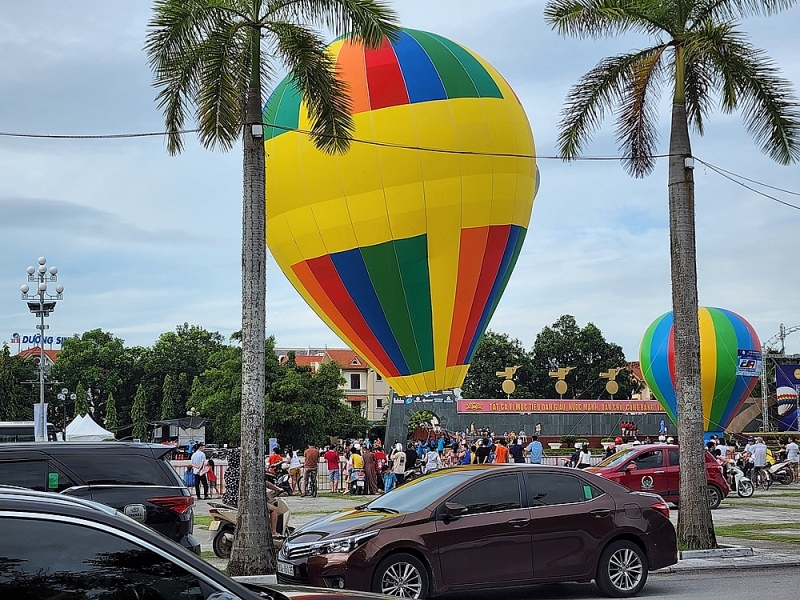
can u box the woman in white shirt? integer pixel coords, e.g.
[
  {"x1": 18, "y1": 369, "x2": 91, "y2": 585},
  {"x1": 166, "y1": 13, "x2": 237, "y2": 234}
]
[
  {"x1": 577, "y1": 444, "x2": 592, "y2": 469},
  {"x1": 285, "y1": 445, "x2": 302, "y2": 495}
]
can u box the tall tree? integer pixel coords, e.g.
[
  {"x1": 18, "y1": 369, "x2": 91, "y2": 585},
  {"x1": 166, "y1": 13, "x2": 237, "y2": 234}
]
[
  {"x1": 161, "y1": 373, "x2": 179, "y2": 420},
  {"x1": 105, "y1": 391, "x2": 118, "y2": 434},
  {"x1": 462, "y1": 331, "x2": 536, "y2": 399},
  {"x1": 544, "y1": 0, "x2": 800, "y2": 549},
  {"x1": 145, "y1": 0, "x2": 399, "y2": 575},
  {"x1": 131, "y1": 384, "x2": 149, "y2": 442},
  {"x1": 74, "y1": 382, "x2": 89, "y2": 417},
  {"x1": 0, "y1": 345, "x2": 36, "y2": 420}
]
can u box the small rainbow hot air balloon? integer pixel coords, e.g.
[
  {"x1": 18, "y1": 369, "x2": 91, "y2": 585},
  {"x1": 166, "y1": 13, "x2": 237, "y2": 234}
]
[
  {"x1": 263, "y1": 28, "x2": 538, "y2": 395},
  {"x1": 639, "y1": 307, "x2": 761, "y2": 433}
]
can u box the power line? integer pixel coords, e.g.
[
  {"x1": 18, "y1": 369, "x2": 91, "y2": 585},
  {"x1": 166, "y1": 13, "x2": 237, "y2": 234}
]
[{"x1": 694, "y1": 157, "x2": 800, "y2": 211}]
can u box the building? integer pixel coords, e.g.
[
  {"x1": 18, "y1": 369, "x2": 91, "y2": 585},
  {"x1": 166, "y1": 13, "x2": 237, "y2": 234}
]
[
  {"x1": 16, "y1": 347, "x2": 60, "y2": 372},
  {"x1": 277, "y1": 348, "x2": 389, "y2": 422}
]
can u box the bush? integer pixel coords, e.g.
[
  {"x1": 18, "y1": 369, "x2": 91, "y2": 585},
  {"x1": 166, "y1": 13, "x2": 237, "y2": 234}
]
[{"x1": 560, "y1": 435, "x2": 576, "y2": 445}]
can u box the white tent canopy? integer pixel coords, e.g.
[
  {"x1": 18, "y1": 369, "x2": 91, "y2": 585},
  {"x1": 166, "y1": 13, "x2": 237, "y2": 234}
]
[{"x1": 65, "y1": 413, "x2": 114, "y2": 441}]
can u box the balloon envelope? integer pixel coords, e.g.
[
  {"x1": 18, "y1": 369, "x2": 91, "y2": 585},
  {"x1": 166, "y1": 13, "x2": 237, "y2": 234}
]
[
  {"x1": 639, "y1": 307, "x2": 761, "y2": 432},
  {"x1": 263, "y1": 29, "x2": 538, "y2": 395}
]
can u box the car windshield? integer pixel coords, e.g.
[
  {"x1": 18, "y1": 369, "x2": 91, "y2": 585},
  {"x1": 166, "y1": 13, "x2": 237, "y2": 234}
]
[
  {"x1": 365, "y1": 469, "x2": 477, "y2": 513},
  {"x1": 594, "y1": 447, "x2": 640, "y2": 469}
]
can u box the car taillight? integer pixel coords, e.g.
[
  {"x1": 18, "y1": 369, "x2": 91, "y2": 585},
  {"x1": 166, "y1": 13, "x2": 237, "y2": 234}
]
[
  {"x1": 149, "y1": 495, "x2": 195, "y2": 514},
  {"x1": 651, "y1": 501, "x2": 670, "y2": 518}
]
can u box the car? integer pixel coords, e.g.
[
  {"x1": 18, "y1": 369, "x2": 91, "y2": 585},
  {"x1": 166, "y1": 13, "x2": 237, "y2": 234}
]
[
  {"x1": 0, "y1": 486, "x2": 391, "y2": 600},
  {"x1": 277, "y1": 464, "x2": 677, "y2": 598},
  {"x1": 0, "y1": 441, "x2": 200, "y2": 553},
  {"x1": 586, "y1": 443, "x2": 730, "y2": 509}
]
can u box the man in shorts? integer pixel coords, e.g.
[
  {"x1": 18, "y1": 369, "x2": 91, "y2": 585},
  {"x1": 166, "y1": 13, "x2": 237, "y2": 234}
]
[
  {"x1": 323, "y1": 444, "x2": 341, "y2": 492},
  {"x1": 303, "y1": 442, "x2": 320, "y2": 496}
]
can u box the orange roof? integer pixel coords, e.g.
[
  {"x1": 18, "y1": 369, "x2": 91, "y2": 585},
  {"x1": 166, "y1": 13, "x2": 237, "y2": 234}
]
[
  {"x1": 325, "y1": 349, "x2": 368, "y2": 370},
  {"x1": 280, "y1": 354, "x2": 323, "y2": 372},
  {"x1": 628, "y1": 361, "x2": 644, "y2": 382},
  {"x1": 17, "y1": 348, "x2": 60, "y2": 363}
]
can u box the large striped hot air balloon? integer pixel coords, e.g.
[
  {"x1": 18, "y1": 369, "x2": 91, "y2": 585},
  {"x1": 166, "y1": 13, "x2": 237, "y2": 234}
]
[
  {"x1": 263, "y1": 28, "x2": 538, "y2": 396},
  {"x1": 639, "y1": 307, "x2": 761, "y2": 434}
]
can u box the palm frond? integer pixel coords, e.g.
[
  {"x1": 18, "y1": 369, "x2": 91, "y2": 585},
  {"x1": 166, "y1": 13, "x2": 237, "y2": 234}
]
[
  {"x1": 267, "y1": 20, "x2": 354, "y2": 154},
  {"x1": 694, "y1": 0, "x2": 797, "y2": 22},
  {"x1": 557, "y1": 47, "x2": 664, "y2": 175},
  {"x1": 544, "y1": 0, "x2": 670, "y2": 38},
  {"x1": 265, "y1": 0, "x2": 400, "y2": 47},
  {"x1": 616, "y1": 45, "x2": 668, "y2": 177},
  {"x1": 698, "y1": 23, "x2": 800, "y2": 164}
]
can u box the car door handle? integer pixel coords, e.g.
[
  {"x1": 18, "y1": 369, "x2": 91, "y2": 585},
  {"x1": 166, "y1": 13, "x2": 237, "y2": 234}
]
[
  {"x1": 590, "y1": 509, "x2": 611, "y2": 518},
  {"x1": 507, "y1": 518, "x2": 530, "y2": 528},
  {"x1": 654, "y1": 470, "x2": 665, "y2": 474}
]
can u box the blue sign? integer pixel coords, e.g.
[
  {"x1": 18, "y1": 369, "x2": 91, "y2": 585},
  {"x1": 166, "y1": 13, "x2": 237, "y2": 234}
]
[{"x1": 736, "y1": 349, "x2": 762, "y2": 377}]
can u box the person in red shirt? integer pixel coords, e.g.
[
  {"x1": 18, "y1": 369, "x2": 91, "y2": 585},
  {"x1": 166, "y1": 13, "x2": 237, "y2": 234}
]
[
  {"x1": 267, "y1": 446, "x2": 283, "y2": 473},
  {"x1": 323, "y1": 445, "x2": 341, "y2": 492},
  {"x1": 493, "y1": 439, "x2": 510, "y2": 464}
]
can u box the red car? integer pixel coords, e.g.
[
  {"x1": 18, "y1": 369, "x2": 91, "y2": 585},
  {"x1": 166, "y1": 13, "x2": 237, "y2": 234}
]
[{"x1": 586, "y1": 444, "x2": 729, "y2": 509}]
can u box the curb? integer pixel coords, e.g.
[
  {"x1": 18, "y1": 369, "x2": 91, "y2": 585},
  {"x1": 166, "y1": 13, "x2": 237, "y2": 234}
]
[{"x1": 679, "y1": 545, "x2": 753, "y2": 559}]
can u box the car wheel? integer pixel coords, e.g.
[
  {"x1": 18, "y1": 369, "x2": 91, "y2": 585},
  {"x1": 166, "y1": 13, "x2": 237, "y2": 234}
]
[
  {"x1": 372, "y1": 553, "x2": 429, "y2": 599},
  {"x1": 212, "y1": 526, "x2": 233, "y2": 559},
  {"x1": 708, "y1": 485, "x2": 722, "y2": 509},
  {"x1": 737, "y1": 479, "x2": 754, "y2": 498},
  {"x1": 595, "y1": 540, "x2": 648, "y2": 598}
]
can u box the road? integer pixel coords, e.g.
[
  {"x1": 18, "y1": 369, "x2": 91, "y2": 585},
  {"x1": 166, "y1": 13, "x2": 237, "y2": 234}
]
[{"x1": 447, "y1": 569, "x2": 797, "y2": 600}]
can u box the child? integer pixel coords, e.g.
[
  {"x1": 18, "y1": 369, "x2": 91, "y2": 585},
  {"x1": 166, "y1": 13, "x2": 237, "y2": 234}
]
[
  {"x1": 381, "y1": 464, "x2": 397, "y2": 494},
  {"x1": 206, "y1": 458, "x2": 218, "y2": 498}
]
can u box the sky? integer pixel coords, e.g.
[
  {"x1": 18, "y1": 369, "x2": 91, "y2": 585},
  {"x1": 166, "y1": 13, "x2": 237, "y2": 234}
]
[{"x1": 1, "y1": 0, "x2": 799, "y2": 363}]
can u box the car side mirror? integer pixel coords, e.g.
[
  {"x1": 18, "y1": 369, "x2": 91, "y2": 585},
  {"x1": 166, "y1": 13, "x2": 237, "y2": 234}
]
[
  {"x1": 444, "y1": 502, "x2": 468, "y2": 519},
  {"x1": 625, "y1": 463, "x2": 638, "y2": 471}
]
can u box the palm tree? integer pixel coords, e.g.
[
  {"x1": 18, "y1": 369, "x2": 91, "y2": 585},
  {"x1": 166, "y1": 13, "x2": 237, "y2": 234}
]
[
  {"x1": 544, "y1": 0, "x2": 799, "y2": 549},
  {"x1": 145, "y1": 0, "x2": 399, "y2": 574}
]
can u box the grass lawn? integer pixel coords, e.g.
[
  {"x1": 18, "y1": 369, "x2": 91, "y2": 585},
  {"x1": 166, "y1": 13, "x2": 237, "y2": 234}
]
[
  {"x1": 194, "y1": 515, "x2": 212, "y2": 529},
  {"x1": 715, "y1": 522, "x2": 800, "y2": 545}
]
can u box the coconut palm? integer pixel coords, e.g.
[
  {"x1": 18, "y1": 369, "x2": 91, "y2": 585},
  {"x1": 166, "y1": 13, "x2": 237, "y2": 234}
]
[
  {"x1": 145, "y1": 0, "x2": 399, "y2": 574},
  {"x1": 544, "y1": 0, "x2": 799, "y2": 549}
]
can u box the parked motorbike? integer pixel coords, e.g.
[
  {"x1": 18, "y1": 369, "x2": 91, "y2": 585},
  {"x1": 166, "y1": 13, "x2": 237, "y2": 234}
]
[
  {"x1": 768, "y1": 460, "x2": 795, "y2": 485},
  {"x1": 402, "y1": 459, "x2": 424, "y2": 484},
  {"x1": 349, "y1": 468, "x2": 367, "y2": 494},
  {"x1": 728, "y1": 464, "x2": 754, "y2": 498},
  {"x1": 208, "y1": 490, "x2": 292, "y2": 559},
  {"x1": 266, "y1": 461, "x2": 294, "y2": 497}
]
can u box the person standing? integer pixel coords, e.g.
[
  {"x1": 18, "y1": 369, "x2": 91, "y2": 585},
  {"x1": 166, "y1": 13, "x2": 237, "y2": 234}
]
[
  {"x1": 475, "y1": 440, "x2": 491, "y2": 464},
  {"x1": 405, "y1": 442, "x2": 418, "y2": 477},
  {"x1": 302, "y1": 442, "x2": 320, "y2": 496},
  {"x1": 493, "y1": 439, "x2": 510, "y2": 463},
  {"x1": 190, "y1": 442, "x2": 209, "y2": 500},
  {"x1": 577, "y1": 444, "x2": 592, "y2": 469},
  {"x1": 362, "y1": 445, "x2": 378, "y2": 494},
  {"x1": 285, "y1": 445, "x2": 302, "y2": 495},
  {"x1": 390, "y1": 443, "x2": 406, "y2": 485},
  {"x1": 381, "y1": 465, "x2": 398, "y2": 493},
  {"x1": 786, "y1": 436, "x2": 799, "y2": 482},
  {"x1": 751, "y1": 437, "x2": 768, "y2": 482},
  {"x1": 324, "y1": 444, "x2": 341, "y2": 492},
  {"x1": 525, "y1": 435, "x2": 544, "y2": 464},
  {"x1": 509, "y1": 439, "x2": 525, "y2": 463}
]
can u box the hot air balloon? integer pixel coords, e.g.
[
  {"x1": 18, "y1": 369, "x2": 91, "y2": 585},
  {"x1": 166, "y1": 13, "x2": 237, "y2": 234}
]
[
  {"x1": 263, "y1": 28, "x2": 538, "y2": 396},
  {"x1": 639, "y1": 307, "x2": 761, "y2": 434}
]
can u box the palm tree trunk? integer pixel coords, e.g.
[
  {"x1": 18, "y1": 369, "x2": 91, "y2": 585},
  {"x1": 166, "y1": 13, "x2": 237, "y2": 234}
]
[
  {"x1": 668, "y1": 95, "x2": 716, "y2": 550},
  {"x1": 227, "y1": 23, "x2": 273, "y2": 576}
]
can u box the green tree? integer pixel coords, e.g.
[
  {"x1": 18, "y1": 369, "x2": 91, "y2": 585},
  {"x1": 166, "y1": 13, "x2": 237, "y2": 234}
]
[
  {"x1": 529, "y1": 315, "x2": 636, "y2": 400},
  {"x1": 145, "y1": 0, "x2": 399, "y2": 575},
  {"x1": 462, "y1": 331, "x2": 535, "y2": 399},
  {"x1": 189, "y1": 345, "x2": 243, "y2": 446},
  {"x1": 131, "y1": 384, "x2": 149, "y2": 442},
  {"x1": 544, "y1": 0, "x2": 799, "y2": 549},
  {"x1": 161, "y1": 373, "x2": 179, "y2": 420},
  {"x1": 105, "y1": 391, "x2": 118, "y2": 434},
  {"x1": 0, "y1": 345, "x2": 36, "y2": 420},
  {"x1": 74, "y1": 382, "x2": 89, "y2": 417}
]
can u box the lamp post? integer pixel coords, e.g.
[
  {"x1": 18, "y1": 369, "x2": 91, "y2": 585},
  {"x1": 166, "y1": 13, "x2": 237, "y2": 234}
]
[
  {"x1": 20, "y1": 257, "x2": 63, "y2": 442},
  {"x1": 57, "y1": 387, "x2": 77, "y2": 437}
]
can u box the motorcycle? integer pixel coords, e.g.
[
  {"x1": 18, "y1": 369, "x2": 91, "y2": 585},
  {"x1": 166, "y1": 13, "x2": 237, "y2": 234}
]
[
  {"x1": 266, "y1": 461, "x2": 294, "y2": 497},
  {"x1": 768, "y1": 460, "x2": 795, "y2": 485},
  {"x1": 349, "y1": 468, "x2": 367, "y2": 494},
  {"x1": 208, "y1": 489, "x2": 292, "y2": 559},
  {"x1": 727, "y1": 464, "x2": 754, "y2": 498}
]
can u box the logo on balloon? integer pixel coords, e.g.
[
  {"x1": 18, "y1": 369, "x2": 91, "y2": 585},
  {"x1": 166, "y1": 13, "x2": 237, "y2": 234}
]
[
  {"x1": 639, "y1": 307, "x2": 761, "y2": 433},
  {"x1": 264, "y1": 29, "x2": 538, "y2": 395}
]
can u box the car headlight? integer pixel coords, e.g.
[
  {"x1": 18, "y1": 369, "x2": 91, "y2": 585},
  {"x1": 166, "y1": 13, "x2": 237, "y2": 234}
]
[{"x1": 309, "y1": 530, "x2": 379, "y2": 555}]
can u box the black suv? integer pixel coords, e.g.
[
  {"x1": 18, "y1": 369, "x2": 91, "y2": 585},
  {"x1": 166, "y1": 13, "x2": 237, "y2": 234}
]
[{"x1": 0, "y1": 441, "x2": 199, "y2": 553}]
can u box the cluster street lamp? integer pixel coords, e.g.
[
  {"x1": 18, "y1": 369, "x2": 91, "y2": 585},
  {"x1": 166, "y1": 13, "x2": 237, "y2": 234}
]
[
  {"x1": 57, "y1": 388, "x2": 77, "y2": 435},
  {"x1": 20, "y1": 257, "x2": 64, "y2": 442}
]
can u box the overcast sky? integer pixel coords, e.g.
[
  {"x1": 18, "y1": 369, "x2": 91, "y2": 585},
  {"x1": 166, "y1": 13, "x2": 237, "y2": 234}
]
[{"x1": 1, "y1": 0, "x2": 799, "y2": 362}]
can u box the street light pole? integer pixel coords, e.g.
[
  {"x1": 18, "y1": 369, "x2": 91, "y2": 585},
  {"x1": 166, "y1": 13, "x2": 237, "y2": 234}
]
[{"x1": 20, "y1": 257, "x2": 64, "y2": 442}]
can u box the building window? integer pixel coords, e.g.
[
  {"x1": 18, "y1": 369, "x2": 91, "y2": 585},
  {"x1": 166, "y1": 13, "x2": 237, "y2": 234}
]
[
  {"x1": 350, "y1": 373, "x2": 361, "y2": 390},
  {"x1": 376, "y1": 398, "x2": 383, "y2": 408},
  {"x1": 376, "y1": 372, "x2": 382, "y2": 381}
]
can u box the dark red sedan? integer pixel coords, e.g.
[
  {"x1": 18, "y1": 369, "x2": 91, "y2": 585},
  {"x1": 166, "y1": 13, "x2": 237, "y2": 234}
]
[{"x1": 277, "y1": 464, "x2": 677, "y2": 598}]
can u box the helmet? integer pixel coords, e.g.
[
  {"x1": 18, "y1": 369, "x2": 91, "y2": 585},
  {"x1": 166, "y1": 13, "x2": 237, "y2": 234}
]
[
  {"x1": 666, "y1": 437, "x2": 674, "y2": 443},
  {"x1": 615, "y1": 437, "x2": 623, "y2": 445}
]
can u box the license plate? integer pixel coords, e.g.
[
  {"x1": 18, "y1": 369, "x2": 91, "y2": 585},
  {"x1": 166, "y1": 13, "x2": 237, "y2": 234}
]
[
  {"x1": 277, "y1": 561, "x2": 294, "y2": 577},
  {"x1": 209, "y1": 520, "x2": 220, "y2": 531},
  {"x1": 357, "y1": 480, "x2": 364, "y2": 487}
]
